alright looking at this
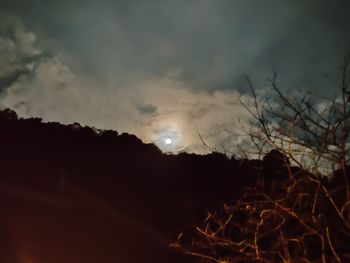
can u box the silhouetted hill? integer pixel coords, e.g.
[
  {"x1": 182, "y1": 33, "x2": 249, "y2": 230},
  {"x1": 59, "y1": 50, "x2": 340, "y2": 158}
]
[
  {"x1": 0, "y1": 108, "x2": 268, "y2": 263},
  {"x1": 1, "y1": 108, "x2": 327, "y2": 263}
]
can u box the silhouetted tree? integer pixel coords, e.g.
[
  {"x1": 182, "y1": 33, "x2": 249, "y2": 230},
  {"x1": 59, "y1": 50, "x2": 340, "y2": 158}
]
[
  {"x1": 173, "y1": 55, "x2": 350, "y2": 262},
  {"x1": 242, "y1": 54, "x2": 350, "y2": 180},
  {"x1": 0, "y1": 108, "x2": 17, "y2": 120}
]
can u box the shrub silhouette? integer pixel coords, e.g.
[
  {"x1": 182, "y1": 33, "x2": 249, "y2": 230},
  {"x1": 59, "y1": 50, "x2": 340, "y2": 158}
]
[{"x1": 173, "y1": 162, "x2": 350, "y2": 262}]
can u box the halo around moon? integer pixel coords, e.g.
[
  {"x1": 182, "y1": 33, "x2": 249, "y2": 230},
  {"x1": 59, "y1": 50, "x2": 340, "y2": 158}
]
[{"x1": 153, "y1": 127, "x2": 184, "y2": 153}]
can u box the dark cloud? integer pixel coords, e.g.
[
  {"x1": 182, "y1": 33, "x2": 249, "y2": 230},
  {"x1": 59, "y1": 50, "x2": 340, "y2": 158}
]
[
  {"x1": 2, "y1": 0, "x2": 349, "y2": 90},
  {"x1": 136, "y1": 103, "x2": 157, "y2": 115},
  {"x1": 0, "y1": 1, "x2": 349, "y2": 154}
]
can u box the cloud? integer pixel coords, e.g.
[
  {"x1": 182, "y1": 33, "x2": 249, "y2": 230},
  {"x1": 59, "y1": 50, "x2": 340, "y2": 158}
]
[
  {"x1": 0, "y1": 16, "x2": 42, "y2": 91},
  {"x1": 2, "y1": 0, "x2": 349, "y2": 93},
  {"x1": 0, "y1": 18, "x2": 254, "y2": 156},
  {"x1": 136, "y1": 103, "x2": 157, "y2": 115},
  {"x1": 0, "y1": 1, "x2": 349, "y2": 156}
]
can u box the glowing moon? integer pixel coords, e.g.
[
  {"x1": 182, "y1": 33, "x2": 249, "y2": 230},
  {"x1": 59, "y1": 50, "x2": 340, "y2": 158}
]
[{"x1": 153, "y1": 126, "x2": 184, "y2": 152}]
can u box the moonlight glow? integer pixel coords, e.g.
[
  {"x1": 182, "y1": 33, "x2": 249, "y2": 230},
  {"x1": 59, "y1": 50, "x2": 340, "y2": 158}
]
[{"x1": 153, "y1": 126, "x2": 184, "y2": 153}]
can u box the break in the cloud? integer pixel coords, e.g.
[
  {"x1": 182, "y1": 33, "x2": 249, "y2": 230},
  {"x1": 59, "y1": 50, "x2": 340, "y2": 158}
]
[{"x1": 0, "y1": 1, "x2": 349, "y2": 155}]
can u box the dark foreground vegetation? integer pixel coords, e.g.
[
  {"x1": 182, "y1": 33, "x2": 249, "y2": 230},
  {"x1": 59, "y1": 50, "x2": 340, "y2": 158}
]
[
  {"x1": 0, "y1": 108, "x2": 267, "y2": 263},
  {"x1": 173, "y1": 153, "x2": 350, "y2": 262},
  {"x1": 0, "y1": 107, "x2": 349, "y2": 262}
]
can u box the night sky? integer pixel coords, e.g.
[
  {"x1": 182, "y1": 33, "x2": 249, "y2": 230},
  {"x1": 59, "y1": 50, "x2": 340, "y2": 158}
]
[{"x1": 1, "y1": 0, "x2": 350, "y2": 154}]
